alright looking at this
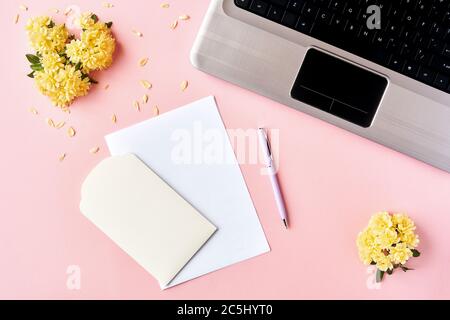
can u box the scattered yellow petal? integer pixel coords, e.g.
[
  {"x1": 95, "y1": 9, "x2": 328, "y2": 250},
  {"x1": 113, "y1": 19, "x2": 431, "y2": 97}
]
[
  {"x1": 142, "y1": 94, "x2": 149, "y2": 104},
  {"x1": 28, "y1": 107, "x2": 38, "y2": 115},
  {"x1": 179, "y1": 14, "x2": 190, "y2": 21},
  {"x1": 132, "y1": 29, "x2": 143, "y2": 37},
  {"x1": 67, "y1": 127, "x2": 76, "y2": 137},
  {"x1": 170, "y1": 20, "x2": 178, "y2": 29},
  {"x1": 90, "y1": 147, "x2": 100, "y2": 154},
  {"x1": 46, "y1": 118, "x2": 55, "y2": 127},
  {"x1": 153, "y1": 105, "x2": 159, "y2": 116},
  {"x1": 133, "y1": 100, "x2": 140, "y2": 111},
  {"x1": 104, "y1": 84, "x2": 110, "y2": 90},
  {"x1": 102, "y1": 2, "x2": 114, "y2": 8},
  {"x1": 139, "y1": 57, "x2": 149, "y2": 67},
  {"x1": 59, "y1": 153, "x2": 66, "y2": 162},
  {"x1": 140, "y1": 80, "x2": 152, "y2": 89},
  {"x1": 19, "y1": 4, "x2": 28, "y2": 11},
  {"x1": 55, "y1": 121, "x2": 65, "y2": 129},
  {"x1": 160, "y1": 3, "x2": 170, "y2": 8},
  {"x1": 14, "y1": 14, "x2": 19, "y2": 24},
  {"x1": 180, "y1": 80, "x2": 188, "y2": 91},
  {"x1": 61, "y1": 107, "x2": 71, "y2": 114},
  {"x1": 111, "y1": 114, "x2": 117, "y2": 123},
  {"x1": 64, "y1": 7, "x2": 72, "y2": 16}
]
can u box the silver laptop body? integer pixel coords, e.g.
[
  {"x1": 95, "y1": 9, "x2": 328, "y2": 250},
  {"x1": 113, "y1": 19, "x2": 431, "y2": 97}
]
[{"x1": 191, "y1": 0, "x2": 450, "y2": 173}]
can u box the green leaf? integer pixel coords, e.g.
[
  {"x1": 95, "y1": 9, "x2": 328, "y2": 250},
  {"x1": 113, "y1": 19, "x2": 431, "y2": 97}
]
[
  {"x1": 370, "y1": 261, "x2": 376, "y2": 265},
  {"x1": 27, "y1": 71, "x2": 35, "y2": 78},
  {"x1": 105, "y1": 21, "x2": 113, "y2": 28},
  {"x1": 88, "y1": 76, "x2": 98, "y2": 84},
  {"x1": 30, "y1": 64, "x2": 44, "y2": 71},
  {"x1": 376, "y1": 269, "x2": 385, "y2": 283},
  {"x1": 26, "y1": 54, "x2": 40, "y2": 64},
  {"x1": 75, "y1": 62, "x2": 82, "y2": 71},
  {"x1": 91, "y1": 14, "x2": 99, "y2": 23},
  {"x1": 48, "y1": 20, "x2": 55, "y2": 28},
  {"x1": 400, "y1": 266, "x2": 414, "y2": 272},
  {"x1": 411, "y1": 249, "x2": 421, "y2": 257}
]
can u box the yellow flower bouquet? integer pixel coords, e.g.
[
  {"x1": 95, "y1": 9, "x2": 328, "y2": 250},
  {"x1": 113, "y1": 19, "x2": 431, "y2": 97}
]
[
  {"x1": 357, "y1": 212, "x2": 420, "y2": 282},
  {"x1": 25, "y1": 13, "x2": 115, "y2": 109}
]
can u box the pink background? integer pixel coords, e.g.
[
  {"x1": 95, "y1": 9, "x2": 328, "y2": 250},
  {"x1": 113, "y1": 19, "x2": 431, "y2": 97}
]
[{"x1": 1, "y1": 0, "x2": 450, "y2": 299}]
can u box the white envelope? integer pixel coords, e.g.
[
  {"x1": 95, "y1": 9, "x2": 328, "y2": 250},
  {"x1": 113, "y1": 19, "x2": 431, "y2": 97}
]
[
  {"x1": 80, "y1": 154, "x2": 217, "y2": 287},
  {"x1": 106, "y1": 96, "x2": 270, "y2": 288}
]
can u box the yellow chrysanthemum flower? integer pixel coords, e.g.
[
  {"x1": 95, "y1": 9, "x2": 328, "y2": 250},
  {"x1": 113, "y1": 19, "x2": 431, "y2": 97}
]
[
  {"x1": 76, "y1": 12, "x2": 97, "y2": 30},
  {"x1": 26, "y1": 16, "x2": 68, "y2": 54},
  {"x1": 389, "y1": 243, "x2": 413, "y2": 265},
  {"x1": 369, "y1": 211, "x2": 393, "y2": 232},
  {"x1": 356, "y1": 229, "x2": 377, "y2": 265},
  {"x1": 34, "y1": 65, "x2": 90, "y2": 107},
  {"x1": 66, "y1": 15, "x2": 115, "y2": 73},
  {"x1": 26, "y1": 12, "x2": 114, "y2": 108},
  {"x1": 40, "y1": 52, "x2": 66, "y2": 74},
  {"x1": 357, "y1": 212, "x2": 420, "y2": 275},
  {"x1": 371, "y1": 251, "x2": 393, "y2": 272}
]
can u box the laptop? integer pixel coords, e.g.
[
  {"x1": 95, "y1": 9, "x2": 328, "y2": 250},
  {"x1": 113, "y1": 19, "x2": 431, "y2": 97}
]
[{"x1": 191, "y1": 0, "x2": 450, "y2": 173}]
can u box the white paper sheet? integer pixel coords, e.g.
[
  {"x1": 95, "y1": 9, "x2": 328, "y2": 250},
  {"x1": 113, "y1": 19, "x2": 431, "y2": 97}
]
[
  {"x1": 105, "y1": 96, "x2": 270, "y2": 288},
  {"x1": 80, "y1": 154, "x2": 216, "y2": 288}
]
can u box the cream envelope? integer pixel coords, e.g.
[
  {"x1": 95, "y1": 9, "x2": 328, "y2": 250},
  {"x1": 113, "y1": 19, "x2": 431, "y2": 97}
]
[{"x1": 80, "y1": 154, "x2": 216, "y2": 288}]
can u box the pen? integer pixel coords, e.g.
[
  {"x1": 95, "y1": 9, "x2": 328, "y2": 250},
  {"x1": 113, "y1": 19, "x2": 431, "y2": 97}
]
[{"x1": 257, "y1": 128, "x2": 288, "y2": 229}]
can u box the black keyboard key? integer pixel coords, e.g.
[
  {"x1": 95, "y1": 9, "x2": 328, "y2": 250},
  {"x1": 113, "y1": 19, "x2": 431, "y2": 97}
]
[
  {"x1": 330, "y1": 15, "x2": 347, "y2": 32},
  {"x1": 388, "y1": 55, "x2": 405, "y2": 71},
  {"x1": 287, "y1": 1, "x2": 304, "y2": 14},
  {"x1": 403, "y1": 61, "x2": 420, "y2": 77},
  {"x1": 373, "y1": 32, "x2": 387, "y2": 48},
  {"x1": 430, "y1": 22, "x2": 445, "y2": 39},
  {"x1": 430, "y1": 55, "x2": 450, "y2": 75},
  {"x1": 359, "y1": 29, "x2": 374, "y2": 43},
  {"x1": 295, "y1": 16, "x2": 314, "y2": 34},
  {"x1": 417, "y1": 66, "x2": 436, "y2": 84},
  {"x1": 434, "y1": 73, "x2": 449, "y2": 90},
  {"x1": 399, "y1": 42, "x2": 414, "y2": 58},
  {"x1": 416, "y1": 0, "x2": 431, "y2": 16},
  {"x1": 388, "y1": 7, "x2": 404, "y2": 22},
  {"x1": 404, "y1": 12, "x2": 419, "y2": 27},
  {"x1": 281, "y1": 11, "x2": 299, "y2": 28},
  {"x1": 235, "y1": 0, "x2": 251, "y2": 8},
  {"x1": 343, "y1": 5, "x2": 359, "y2": 19},
  {"x1": 386, "y1": 37, "x2": 400, "y2": 51},
  {"x1": 249, "y1": 0, "x2": 269, "y2": 16},
  {"x1": 428, "y1": 38, "x2": 444, "y2": 54},
  {"x1": 317, "y1": 10, "x2": 333, "y2": 25},
  {"x1": 345, "y1": 21, "x2": 361, "y2": 38},
  {"x1": 386, "y1": 21, "x2": 403, "y2": 34},
  {"x1": 400, "y1": 28, "x2": 415, "y2": 42},
  {"x1": 443, "y1": 45, "x2": 450, "y2": 59},
  {"x1": 267, "y1": 6, "x2": 284, "y2": 22},
  {"x1": 414, "y1": 48, "x2": 432, "y2": 64},
  {"x1": 328, "y1": 1, "x2": 345, "y2": 14},
  {"x1": 417, "y1": 18, "x2": 431, "y2": 32},
  {"x1": 302, "y1": 4, "x2": 319, "y2": 20}
]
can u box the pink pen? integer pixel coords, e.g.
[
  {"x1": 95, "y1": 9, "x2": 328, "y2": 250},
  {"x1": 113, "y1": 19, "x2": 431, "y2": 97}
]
[{"x1": 258, "y1": 128, "x2": 289, "y2": 229}]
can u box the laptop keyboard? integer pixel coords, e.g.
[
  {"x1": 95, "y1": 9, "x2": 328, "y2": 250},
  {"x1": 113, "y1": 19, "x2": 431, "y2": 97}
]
[{"x1": 234, "y1": 0, "x2": 450, "y2": 94}]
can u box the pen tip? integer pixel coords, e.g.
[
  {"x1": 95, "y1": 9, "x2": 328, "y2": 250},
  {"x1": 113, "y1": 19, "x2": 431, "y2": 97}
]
[{"x1": 283, "y1": 219, "x2": 288, "y2": 229}]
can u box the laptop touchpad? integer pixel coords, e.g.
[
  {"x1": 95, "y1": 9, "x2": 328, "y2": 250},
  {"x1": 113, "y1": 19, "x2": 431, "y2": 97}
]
[{"x1": 291, "y1": 48, "x2": 388, "y2": 128}]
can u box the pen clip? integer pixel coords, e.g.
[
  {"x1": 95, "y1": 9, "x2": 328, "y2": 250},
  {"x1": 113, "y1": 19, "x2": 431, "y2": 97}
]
[{"x1": 259, "y1": 128, "x2": 272, "y2": 160}]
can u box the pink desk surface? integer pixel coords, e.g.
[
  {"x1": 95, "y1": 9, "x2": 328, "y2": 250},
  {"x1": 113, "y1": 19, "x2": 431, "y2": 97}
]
[{"x1": 1, "y1": 0, "x2": 449, "y2": 300}]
